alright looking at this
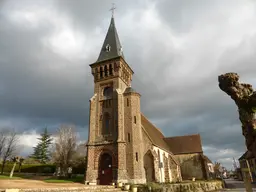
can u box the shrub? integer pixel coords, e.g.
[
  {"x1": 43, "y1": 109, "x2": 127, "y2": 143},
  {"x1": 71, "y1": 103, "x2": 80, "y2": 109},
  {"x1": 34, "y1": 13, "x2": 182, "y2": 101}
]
[
  {"x1": 72, "y1": 167, "x2": 85, "y2": 174},
  {"x1": 0, "y1": 163, "x2": 86, "y2": 175},
  {"x1": 0, "y1": 164, "x2": 55, "y2": 173}
]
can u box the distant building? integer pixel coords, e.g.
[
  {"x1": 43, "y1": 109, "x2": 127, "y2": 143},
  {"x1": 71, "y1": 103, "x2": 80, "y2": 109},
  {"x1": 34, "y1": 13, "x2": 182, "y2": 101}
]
[
  {"x1": 202, "y1": 155, "x2": 214, "y2": 179},
  {"x1": 85, "y1": 13, "x2": 209, "y2": 185}
]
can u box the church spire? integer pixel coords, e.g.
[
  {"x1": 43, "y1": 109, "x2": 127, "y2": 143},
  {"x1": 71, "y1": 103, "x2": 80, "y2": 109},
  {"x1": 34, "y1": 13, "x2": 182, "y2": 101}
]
[{"x1": 96, "y1": 5, "x2": 124, "y2": 63}]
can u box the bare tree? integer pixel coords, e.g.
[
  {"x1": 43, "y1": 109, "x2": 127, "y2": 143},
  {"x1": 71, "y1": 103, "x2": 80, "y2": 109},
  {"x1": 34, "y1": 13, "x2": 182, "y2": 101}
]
[
  {"x1": 72, "y1": 142, "x2": 87, "y2": 168},
  {"x1": 0, "y1": 130, "x2": 7, "y2": 158},
  {"x1": 214, "y1": 162, "x2": 222, "y2": 178},
  {"x1": 53, "y1": 124, "x2": 77, "y2": 176},
  {"x1": 1, "y1": 130, "x2": 19, "y2": 174}
]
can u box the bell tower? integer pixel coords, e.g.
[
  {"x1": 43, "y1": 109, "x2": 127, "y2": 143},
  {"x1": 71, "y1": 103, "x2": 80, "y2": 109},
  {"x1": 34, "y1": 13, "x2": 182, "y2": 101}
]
[{"x1": 85, "y1": 9, "x2": 136, "y2": 185}]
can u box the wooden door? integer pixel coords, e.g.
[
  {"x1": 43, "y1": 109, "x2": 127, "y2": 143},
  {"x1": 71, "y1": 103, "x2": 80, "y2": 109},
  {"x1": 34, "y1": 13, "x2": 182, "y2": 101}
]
[{"x1": 99, "y1": 153, "x2": 113, "y2": 185}]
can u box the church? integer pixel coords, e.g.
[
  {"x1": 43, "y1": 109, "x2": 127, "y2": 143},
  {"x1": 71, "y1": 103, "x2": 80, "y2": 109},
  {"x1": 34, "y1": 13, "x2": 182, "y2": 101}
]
[{"x1": 85, "y1": 13, "x2": 210, "y2": 185}]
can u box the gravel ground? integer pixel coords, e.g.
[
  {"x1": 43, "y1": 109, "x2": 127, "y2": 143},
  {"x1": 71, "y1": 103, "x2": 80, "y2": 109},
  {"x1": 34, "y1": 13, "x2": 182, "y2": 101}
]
[{"x1": 0, "y1": 179, "x2": 85, "y2": 189}]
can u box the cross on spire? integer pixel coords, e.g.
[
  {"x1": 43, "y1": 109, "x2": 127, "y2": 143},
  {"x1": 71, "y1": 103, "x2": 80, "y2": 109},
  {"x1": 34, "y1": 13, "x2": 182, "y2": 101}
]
[
  {"x1": 96, "y1": 3, "x2": 124, "y2": 62},
  {"x1": 110, "y1": 3, "x2": 116, "y2": 18}
]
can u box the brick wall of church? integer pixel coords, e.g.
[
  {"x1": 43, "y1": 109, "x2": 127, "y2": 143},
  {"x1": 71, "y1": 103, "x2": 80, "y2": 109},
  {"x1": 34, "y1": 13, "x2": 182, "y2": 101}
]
[
  {"x1": 123, "y1": 94, "x2": 134, "y2": 178},
  {"x1": 142, "y1": 129, "x2": 153, "y2": 154},
  {"x1": 123, "y1": 92, "x2": 145, "y2": 183},
  {"x1": 85, "y1": 144, "x2": 118, "y2": 183},
  {"x1": 141, "y1": 129, "x2": 159, "y2": 182}
]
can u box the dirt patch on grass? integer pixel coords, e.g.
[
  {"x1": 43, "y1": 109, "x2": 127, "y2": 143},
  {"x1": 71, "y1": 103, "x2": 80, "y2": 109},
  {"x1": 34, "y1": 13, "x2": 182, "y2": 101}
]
[{"x1": 0, "y1": 179, "x2": 85, "y2": 189}]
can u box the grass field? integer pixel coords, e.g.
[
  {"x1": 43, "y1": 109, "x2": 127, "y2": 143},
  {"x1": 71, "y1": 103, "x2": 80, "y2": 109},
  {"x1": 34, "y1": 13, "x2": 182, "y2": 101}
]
[{"x1": 0, "y1": 175, "x2": 22, "y2": 179}]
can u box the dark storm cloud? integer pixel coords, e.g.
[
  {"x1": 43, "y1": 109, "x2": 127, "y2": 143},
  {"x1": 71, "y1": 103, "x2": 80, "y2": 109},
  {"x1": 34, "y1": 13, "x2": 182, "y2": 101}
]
[
  {"x1": 54, "y1": 0, "x2": 137, "y2": 28},
  {"x1": 0, "y1": 1, "x2": 92, "y2": 132},
  {"x1": 1, "y1": 0, "x2": 256, "y2": 168},
  {"x1": 155, "y1": 0, "x2": 231, "y2": 33}
]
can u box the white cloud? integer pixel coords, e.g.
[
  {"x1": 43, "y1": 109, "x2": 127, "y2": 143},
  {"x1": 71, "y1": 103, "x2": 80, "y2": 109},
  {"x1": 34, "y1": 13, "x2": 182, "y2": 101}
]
[{"x1": 19, "y1": 130, "x2": 40, "y2": 148}]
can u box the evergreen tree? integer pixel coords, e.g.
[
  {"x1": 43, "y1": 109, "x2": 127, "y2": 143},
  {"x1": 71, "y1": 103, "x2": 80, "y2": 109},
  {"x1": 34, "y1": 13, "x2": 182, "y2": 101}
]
[{"x1": 30, "y1": 127, "x2": 53, "y2": 164}]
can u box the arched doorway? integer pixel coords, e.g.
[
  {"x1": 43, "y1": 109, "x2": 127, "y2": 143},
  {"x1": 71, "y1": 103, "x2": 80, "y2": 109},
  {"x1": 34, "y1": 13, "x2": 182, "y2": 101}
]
[
  {"x1": 144, "y1": 150, "x2": 155, "y2": 182},
  {"x1": 99, "y1": 153, "x2": 113, "y2": 185}
]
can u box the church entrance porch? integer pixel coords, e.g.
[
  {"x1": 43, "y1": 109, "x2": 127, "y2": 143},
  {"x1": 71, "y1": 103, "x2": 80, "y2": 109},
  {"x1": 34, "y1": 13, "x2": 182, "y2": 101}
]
[
  {"x1": 144, "y1": 150, "x2": 155, "y2": 183},
  {"x1": 98, "y1": 153, "x2": 113, "y2": 185}
]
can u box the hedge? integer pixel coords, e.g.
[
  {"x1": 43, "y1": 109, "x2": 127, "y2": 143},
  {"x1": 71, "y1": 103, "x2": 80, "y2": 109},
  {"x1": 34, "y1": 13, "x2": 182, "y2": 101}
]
[{"x1": 0, "y1": 164, "x2": 85, "y2": 174}]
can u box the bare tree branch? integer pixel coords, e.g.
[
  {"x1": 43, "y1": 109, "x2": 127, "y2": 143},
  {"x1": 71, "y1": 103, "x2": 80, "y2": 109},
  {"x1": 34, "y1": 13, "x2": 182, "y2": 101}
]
[
  {"x1": 1, "y1": 129, "x2": 19, "y2": 174},
  {"x1": 52, "y1": 124, "x2": 77, "y2": 176},
  {"x1": 0, "y1": 130, "x2": 7, "y2": 158}
]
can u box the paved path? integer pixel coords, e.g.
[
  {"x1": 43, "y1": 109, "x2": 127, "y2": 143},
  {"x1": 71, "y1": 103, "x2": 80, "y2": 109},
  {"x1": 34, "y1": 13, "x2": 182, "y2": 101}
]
[
  {"x1": 217, "y1": 179, "x2": 256, "y2": 192},
  {"x1": 0, "y1": 179, "x2": 122, "y2": 192}
]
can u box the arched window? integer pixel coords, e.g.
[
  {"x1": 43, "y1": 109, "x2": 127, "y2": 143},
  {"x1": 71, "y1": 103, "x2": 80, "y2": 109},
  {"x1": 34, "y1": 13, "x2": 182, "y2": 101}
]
[
  {"x1": 104, "y1": 65, "x2": 108, "y2": 77},
  {"x1": 109, "y1": 64, "x2": 113, "y2": 75},
  {"x1": 100, "y1": 67, "x2": 103, "y2": 78},
  {"x1": 103, "y1": 87, "x2": 112, "y2": 99},
  {"x1": 94, "y1": 68, "x2": 98, "y2": 79},
  {"x1": 158, "y1": 150, "x2": 163, "y2": 168},
  {"x1": 103, "y1": 113, "x2": 110, "y2": 135}
]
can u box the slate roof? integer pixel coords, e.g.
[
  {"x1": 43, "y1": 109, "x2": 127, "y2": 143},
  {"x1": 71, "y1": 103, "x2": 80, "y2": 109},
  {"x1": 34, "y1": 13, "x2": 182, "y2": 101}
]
[
  {"x1": 164, "y1": 134, "x2": 203, "y2": 155},
  {"x1": 96, "y1": 17, "x2": 124, "y2": 63},
  {"x1": 141, "y1": 114, "x2": 171, "y2": 152},
  {"x1": 141, "y1": 114, "x2": 204, "y2": 155},
  {"x1": 124, "y1": 87, "x2": 137, "y2": 94}
]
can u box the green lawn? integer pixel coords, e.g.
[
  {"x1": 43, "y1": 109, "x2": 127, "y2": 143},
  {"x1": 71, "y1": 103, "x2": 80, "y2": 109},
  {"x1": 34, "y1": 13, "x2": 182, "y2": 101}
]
[
  {"x1": 0, "y1": 175, "x2": 22, "y2": 179},
  {"x1": 43, "y1": 179, "x2": 74, "y2": 183},
  {"x1": 0, "y1": 174, "x2": 84, "y2": 183}
]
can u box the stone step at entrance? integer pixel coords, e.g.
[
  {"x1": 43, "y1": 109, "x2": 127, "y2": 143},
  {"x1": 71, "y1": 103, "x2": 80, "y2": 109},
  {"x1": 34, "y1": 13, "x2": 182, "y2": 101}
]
[{"x1": 15, "y1": 186, "x2": 123, "y2": 192}]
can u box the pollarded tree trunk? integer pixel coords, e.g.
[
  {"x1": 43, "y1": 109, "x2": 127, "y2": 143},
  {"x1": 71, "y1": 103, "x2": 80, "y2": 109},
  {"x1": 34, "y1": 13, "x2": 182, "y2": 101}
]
[
  {"x1": 1, "y1": 160, "x2": 6, "y2": 174},
  {"x1": 218, "y1": 73, "x2": 256, "y2": 158},
  {"x1": 9, "y1": 162, "x2": 17, "y2": 178}
]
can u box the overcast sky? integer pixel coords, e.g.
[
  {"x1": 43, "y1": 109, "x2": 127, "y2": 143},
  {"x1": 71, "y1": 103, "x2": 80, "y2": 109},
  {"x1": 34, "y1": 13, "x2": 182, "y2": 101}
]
[{"x1": 1, "y1": 0, "x2": 256, "y2": 169}]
